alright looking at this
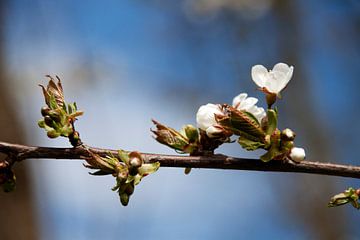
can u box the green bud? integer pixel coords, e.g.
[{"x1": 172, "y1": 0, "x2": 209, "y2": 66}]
[
  {"x1": 281, "y1": 128, "x2": 296, "y2": 141},
  {"x1": 47, "y1": 130, "x2": 60, "y2": 138},
  {"x1": 41, "y1": 106, "x2": 50, "y2": 117},
  {"x1": 38, "y1": 119, "x2": 45, "y2": 128},
  {"x1": 44, "y1": 116, "x2": 54, "y2": 127},
  {"x1": 125, "y1": 184, "x2": 135, "y2": 195},
  {"x1": 120, "y1": 193, "x2": 130, "y2": 206},
  {"x1": 48, "y1": 110, "x2": 61, "y2": 122}
]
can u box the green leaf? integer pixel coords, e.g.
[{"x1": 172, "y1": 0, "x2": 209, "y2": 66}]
[
  {"x1": 118, "y1": 150, "x2": 130, "y2": 164},
  {"x1": 218, "y1": 107, "x2": 265, "y2": 142},
  {"x1": 183, "y1": 124, "x2": 199, "y2": 143},
  {"x1": 151, "y1": 120, "x2": 191, "y2": 152},
  {"x1": 119, "y1": 192, "x2": 130, "y2": 206},
  {"x1": 266, "y1": 109, "x2": 278, "y2": 135},
  {"x1": 138, "y1": 162, "x2": 160, "y2": 176},
  {"x1": 38, "y1": 119, "x2": 45, "y2": 128},
  {"x1": 238, "y1": 137, "x2": 265, "y2": 151}
]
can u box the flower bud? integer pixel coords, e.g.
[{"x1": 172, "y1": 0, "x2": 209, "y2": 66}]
[
  {"x1": 120, "y1": 192, "x2": 130, "y2": 206},
  {"x1": 129, "y1": 151, "x2": 143, "y2": 168},
  {"x1": 41, "y1": 106, "x2": 50, "y2": 117},
  {"x1": 44, "y1": 116, "x2": 54, "y2": 127},
  {"x1": 356, "y1": 189, "x2": 360, "y2": 196},
  {"x1": 196, "y1": 103, "x2": 227, "y2": 138},
  {"x1": 47, "y1": 130, "x2": 60, "y2": 138},
  {"x1": 125, "y1": 184, "x2": 135, "y2": 195},
  {"x1": 205, "y1": 125, "x2": 225, "y2": 138},
  {"x1": 289, "y1": 147, "x2": 306, "y2": 162},
  {"x1": 281, "y1": 128, "x2": 296, "y2": 141},
  {"x1": 48, "y1": 110, "x2": 61, "y2": 122}
]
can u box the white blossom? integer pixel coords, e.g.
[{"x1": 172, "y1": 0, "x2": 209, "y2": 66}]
[
  {"x1": 251, "y1": 63, "x2": 294, "y2": 95},
  {"x1": 289, "y1": 147, "x2": 306, "y2": 162},
  {"x1": 232, "y1": 93, "x2": 266, "y2": 123},
  {"x1": 196, "y1": 103, "x2": 225, "y2": 138}
]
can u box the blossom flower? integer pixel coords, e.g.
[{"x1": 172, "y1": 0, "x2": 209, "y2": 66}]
[
  {"x1": 196, "y1": 103, "x2": 226, "y2": 138},
  {"x1": 289, "y1": 147, "x2": 306, "y2": 162},
  {"x1": 251, "y1": 63, "x2": 294, "y2": 96},
  {"x1": 232, "y1": 93, "x2": 266, "y2": 123}
]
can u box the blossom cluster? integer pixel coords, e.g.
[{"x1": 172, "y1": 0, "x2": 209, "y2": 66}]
[{"x1": 153, "y1": 62, "x2": 306, "y2": 162}]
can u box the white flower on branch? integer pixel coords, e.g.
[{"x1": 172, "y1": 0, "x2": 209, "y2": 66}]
[
  {"x1": 196, "y1": 103, "x2": 226, "y2": 138},
  {"x1": 251, "y1": 62, "x2": 294, "y2": 96},
  {"x1": 232, "y1": 93, "x2": 266, "y2": 123},
  {"x1": 289, "y1": 147, "x2": 306, "y2": 163}
]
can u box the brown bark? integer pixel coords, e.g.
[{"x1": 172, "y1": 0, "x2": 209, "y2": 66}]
[{"x1": 1, "y1": 141, "x2": 360, "y2": 179}]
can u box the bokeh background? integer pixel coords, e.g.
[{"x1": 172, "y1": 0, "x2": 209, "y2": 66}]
[{"x1": 1, "y1": 0, "x2": 360, "y2": 239}]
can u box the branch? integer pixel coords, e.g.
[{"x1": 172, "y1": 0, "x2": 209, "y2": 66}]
[{"x1": 1, "y1": 141, "x2": 360, "y2": 179}]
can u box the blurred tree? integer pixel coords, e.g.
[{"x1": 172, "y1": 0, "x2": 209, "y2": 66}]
[
  {"x1": 273, "y1": 0, "x2": 347, "y2": 239},
  {"x1": 0, "y1": 1, "x2": 38, "y2": 239}
]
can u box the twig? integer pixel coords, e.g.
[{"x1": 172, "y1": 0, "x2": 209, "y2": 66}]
[{"x1": 0, "y1": 141, "x2": 359, "y2": 179}]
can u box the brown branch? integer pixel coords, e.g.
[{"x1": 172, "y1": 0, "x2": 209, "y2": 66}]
[{"x1": 0, "y1": 141, "x2": 360, "y2": 179}]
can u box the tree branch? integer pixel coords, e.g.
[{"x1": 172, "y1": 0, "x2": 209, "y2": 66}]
[{"x1": 0, "y1": 141, "x2": 359, "y2": 179}]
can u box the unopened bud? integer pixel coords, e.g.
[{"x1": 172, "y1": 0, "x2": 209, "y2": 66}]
[
  {"x1": 125, "y1": 184, "x2": 135, "y2": 195},
  {"x1": 120, "y1": 193, "x2": 129, "y2": 206},
  {"x1": 205, "y1": 125, "x2": 224, "y2": 138},
  {"x1": 44, "y1": 116, "x2": 54, "y2": 127},
  {"x1": 281, "y1": 128, "x2": 296, "y2": 141},
  {"x1": 41, "y1": 106, "x2": 50, "y2": 117},
  {"x1": 47, "y1": 130, "x2": 60, "y2": 138},
  {"x1": 289, "y1": 147, "x2": 306, "y2": 163},
  {"x1": 356, "y1": 189, "x2": 360, "y2": 196},
  {"x1": 129, "y1": 151, "x2": 143, "y2": 168},
  {"x1": 117, "y1": 170, "x2": 128, "y2": 182},
  {"x1": 48, "y1": 110, "x2": 61, "y2": 122}
]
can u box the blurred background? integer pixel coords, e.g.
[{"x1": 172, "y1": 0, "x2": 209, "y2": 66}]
[{"x1": 0, "y1": 0, "x2": 359, "y2": 239}]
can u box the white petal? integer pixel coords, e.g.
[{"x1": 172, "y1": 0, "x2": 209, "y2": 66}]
[
  {"x1": 247, "y1": 106, "x2": 266, "y2": 123},
  {"x1": 196, "y1": 104, "x2": 223, "y2": 131},
  {"x1": 205, "y1": 125, "x2": 223, "y2": 138},
  {"x1": 251, "y1": 65, "x2": 268, "y2": 88},
  {"x1": 272, "y1": 63, "x2": 291, "y2": 75},
  {"x1": 239, "y1": 97, "x2": 258, "y2": 110},
  {"x1": 289, "y1": 147, "x2": 306, "y2": 162},
  {"x1": 271, "y1": 63, "x2": 294, "y2": 93},
  {"x1": 232, "y1": 93, "x2": 247, "y2": 108}
]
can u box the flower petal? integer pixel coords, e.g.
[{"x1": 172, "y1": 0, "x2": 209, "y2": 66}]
[
  {"x1": 271, "y1": 63, "x2": 294, "y2": 93},
  {"x1": 251, "y1": 65, "x2": 268, "y2": 88},
  {"x1": 239, "y1": 97, "x2": 258, "y2": 110},
  {"x1": 232, "y1": 93, "x2": 248, "y2": 108},
  {"x1": 196, "y1": 104, "x2": 223, "y2": 131}
]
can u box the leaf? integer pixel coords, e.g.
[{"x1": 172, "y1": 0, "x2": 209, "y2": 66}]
[
  {"x1": 238, "y1": 137, "x2": 265, "y2": 151},
  {"x1": 266, "y1": 109, "x2": 278, "y2": 135},
  {"x1": 183, "y1": 124, "x2": 199, "y2": 143},
  {"x1": 138, "y1": 162, "x2": 160, "y2": 176},
  {"x1": 217, "y1": 107, "x2": 265, "y2": 142},
  {"x1": 118, "y1": 150, "x2": 130, "y2": 164},
  {"x1": 38, "y1": 119, "x2": 45, "y2": 128},
  {"x1": 151, "y1": 120, "x2": 191, "y2": 152}
]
